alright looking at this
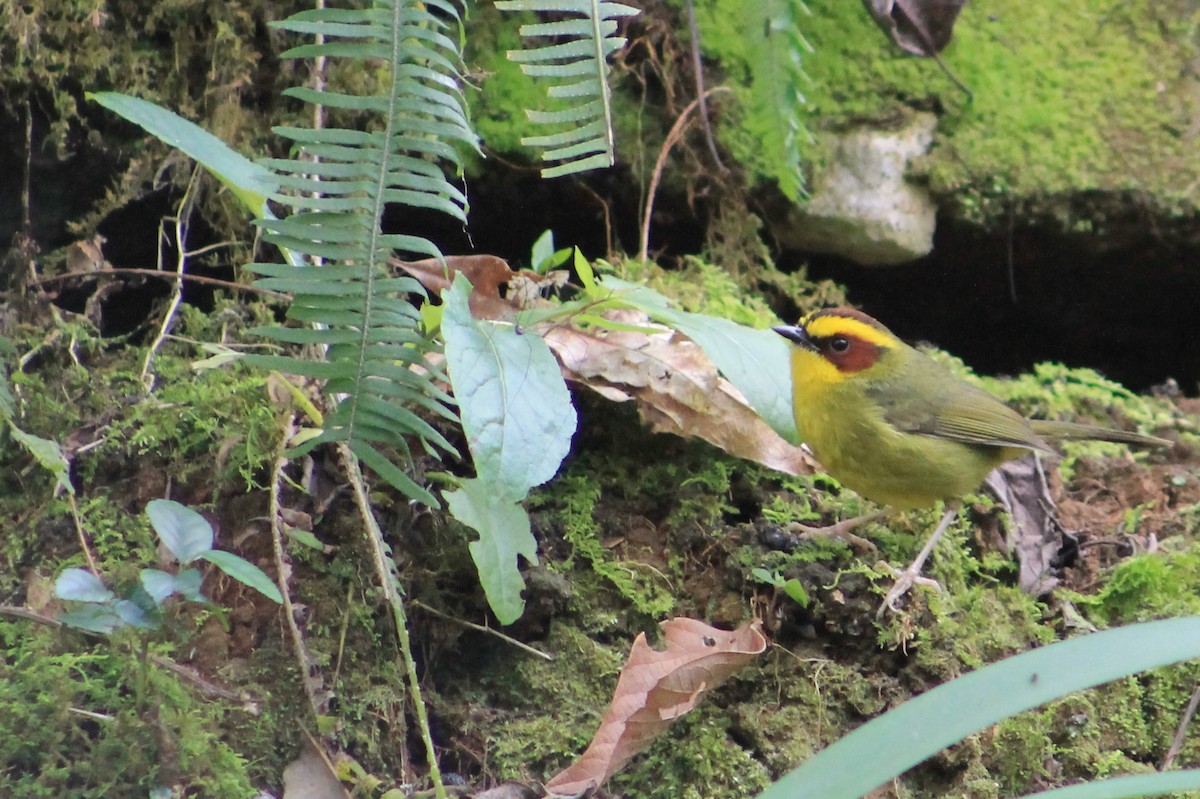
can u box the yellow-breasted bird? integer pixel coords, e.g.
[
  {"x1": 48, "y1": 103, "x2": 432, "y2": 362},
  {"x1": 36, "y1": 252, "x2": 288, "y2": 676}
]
[{"x1": 772, "y1": 306, "x2": 1169, "y2": 611}]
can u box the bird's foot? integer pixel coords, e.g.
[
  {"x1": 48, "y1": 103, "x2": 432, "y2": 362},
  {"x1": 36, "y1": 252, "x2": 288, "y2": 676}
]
[
  {"x1": 780, "y1": 513, "x2": 883, "y2": 554},
  {"x1": 874, "y1": 503, "x2": 960, "y2": 617},
  {"x1": 876, "y1": 561, "x2": 942, "y2": 617}
]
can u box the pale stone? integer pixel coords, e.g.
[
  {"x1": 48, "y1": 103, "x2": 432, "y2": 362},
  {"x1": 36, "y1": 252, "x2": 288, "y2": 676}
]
[{"x1": 772, "y1": 111, "x2": 939, "y2": 266}]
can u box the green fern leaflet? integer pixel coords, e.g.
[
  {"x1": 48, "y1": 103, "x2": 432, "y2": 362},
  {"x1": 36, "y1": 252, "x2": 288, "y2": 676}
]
[
  {"x1": 245, "y1": 0, "x2": 480, "y2": 506},
  {"x1": 496, "y1": 0, "x2": 640, "y2": 178}
]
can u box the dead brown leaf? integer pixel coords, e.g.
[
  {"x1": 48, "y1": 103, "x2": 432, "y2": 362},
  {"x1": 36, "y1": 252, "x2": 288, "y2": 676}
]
[
  {"x1": 543, "y1": 618, "x2": 767, "y2": 797},
  {"x1": 983, "y1": 456, "x2": 1060, "y2": 596},
  {"x1": 545, "y1": 311, "x2": 816, "y2": 476}
]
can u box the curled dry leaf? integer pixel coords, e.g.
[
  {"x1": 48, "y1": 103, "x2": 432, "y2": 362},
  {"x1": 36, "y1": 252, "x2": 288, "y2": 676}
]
[
  {"x1": 392, "y1": 254, "x2": 566, "y2": 320},
  {"x1": 396, "y1": 255, "x2": 815, "y2": 475},
  {"x1": 543, "y1": 618, "x2": 767, "y2": 797},
  {"x1": 545, "y1": 311, "x2": 817, "y2": 476}
]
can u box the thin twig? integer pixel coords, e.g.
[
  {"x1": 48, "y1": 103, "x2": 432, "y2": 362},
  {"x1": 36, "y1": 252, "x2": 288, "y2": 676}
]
[
  {"x1": 339, "y1": 443, "x2": 446, "y2": 798},
  {"x1": 410, "y1": 600, "x2": 553, "y2": 661},
  {"x1": 270, "y1": 413, "x2": 327, "y2": 720},
  {"x1": 31, "y1": 268, "x2": 287, "y2": 299},
  {"x1": 66, "y1": 493, "x2": 100, "y2": 574},
  {"x1": 685, "y1": 0, "x2": 726, "y2": 172},
  {"x1": 1162, "y1": 682, "x2": 1200, "y2": 770},
  {"x1": 639, "y1": 86, "x2": 732, "y2": 260},
  {"x1": 141, "y1": 168, "x2": 201, "y2": 391}
]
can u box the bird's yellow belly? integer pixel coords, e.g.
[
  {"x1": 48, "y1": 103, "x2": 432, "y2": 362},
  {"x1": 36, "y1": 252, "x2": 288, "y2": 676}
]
[{"x1": 794, "y1": 383, "x2": 1018, "y2": 510}]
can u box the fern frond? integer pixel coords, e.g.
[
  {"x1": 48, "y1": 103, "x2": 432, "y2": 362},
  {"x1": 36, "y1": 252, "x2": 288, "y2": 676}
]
[
  {"x1": 495, "y1": 0, "x2": 639, "y2": 178},
  {"x1": 746, "y1": 0, "x2": 813, "y2": 200},
  {"x1": 246, "y1": 0, "x2": 479, "y2": 506}
]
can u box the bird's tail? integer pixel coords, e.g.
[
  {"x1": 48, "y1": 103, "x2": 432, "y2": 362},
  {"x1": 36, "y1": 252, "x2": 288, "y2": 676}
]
[{"x1": 1029, "y1": 420, "x2": 1170, "y2": 448}]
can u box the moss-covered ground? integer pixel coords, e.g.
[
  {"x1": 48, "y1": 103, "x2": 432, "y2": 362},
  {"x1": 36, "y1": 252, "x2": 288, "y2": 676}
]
[{"x1": 1, "y1": 254, "x2": 1198, "y2": 798}]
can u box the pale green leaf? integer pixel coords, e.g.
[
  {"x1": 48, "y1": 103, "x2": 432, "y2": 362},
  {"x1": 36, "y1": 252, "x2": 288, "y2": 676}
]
[
  {"x1": 146, "y1": 499, "x2": 214, "y2": 564},
  {"x1": 10, "y1": 426, "x2": 73, "y2": 495},
  {"x1": 442, "y1": 274, "x2": 577, "y2": 498},
  {"x1": 758, "y1": 616, "x2": 1200, "y2": 799},
  {"x1": 55, "y1": 568, "x2": 113, "y2": 603},
  {"x1": 444, "y1": 478, "x2": 538, "y2": 625},
  {"x1": 200, "y1": 550, "x2": 283, "y2": 604},
  {"x1": 58, "y1": 605, "x2": 123, "y2": 634},
  {"x1": 87, "y1": 92, "x2": 276, "y2": 215},
  {"x1": 603, "y1": 277, "x2": 799, "y2": 444}
]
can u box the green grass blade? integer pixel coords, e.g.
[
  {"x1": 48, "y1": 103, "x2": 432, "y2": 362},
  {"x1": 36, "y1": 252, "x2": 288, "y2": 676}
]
[
  {"x1": 87, "y1": 92, "x2": 276, "y2": 216},
  {"x1": 1019, "y1": 770, "x2": 1200, "y2": 799},
  {"x1": 758, "y1": 617, "x2": 1200, "y2": 799}
]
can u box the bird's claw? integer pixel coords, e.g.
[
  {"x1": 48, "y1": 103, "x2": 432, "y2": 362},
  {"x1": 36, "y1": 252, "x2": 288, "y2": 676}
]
[
  {"x1": 876, "y1": 561, "x2": 941, "y2": 617},
  {"x1": 784, "y1": 521, "x2": 878, "y2": 554}
]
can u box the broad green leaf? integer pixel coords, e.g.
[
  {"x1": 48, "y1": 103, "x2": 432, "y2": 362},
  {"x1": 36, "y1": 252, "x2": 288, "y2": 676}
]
[
  {"x1": 10, "y1": 427, "x2": 73, "y2": 495},
  {"x1": 88, "y1": 92, "x2": 276, "y2": 216},
  {"x1": 758, "y1": 616, "x2": 1200, "y2": 799},
  {"x1": 58, "y1": 605, "x2": 123, "y2": 634},
  {"x1": 573, "y1": 247, "x2": 595, "y2": 290},
  {"x1": 55, "y1": 568, "x2": 113, "y2": 603},
  {"x1": 140, "y1": 569, "x2": 179, "y2": 604},
  {"x1": 285, "y1": 527, "x2": 327, "y2": 552},
  {"x1": 174, "y1": 568, "x2": 205, "y2": 602},
  {"x1": 531, "y1": 229, "x2": 555, "y2": 273},
  {"x1": 603, "y1": 277, "x2": 800, "y2": 444},
  {"x1": 200, "y1": 550, "x2": 283, "y2": 604},
  {"x1": 444, "y1": 478, "x2": 538, "y2": 625},
  {"x1": 139, "y1": 568, "x2": 204, "y2": 604},
  {"x1": 442, "y1": 274, "x2": 577, "y2": 498},
  {"x1": 782, "y1": 578, "x2": 809, "y2": 606},
  {"x1": 114, "y1": 598, "x2": 157, "y2": 629},
  {"x1": 146, "y1": 499, "x2": 214, "y2": 564}
]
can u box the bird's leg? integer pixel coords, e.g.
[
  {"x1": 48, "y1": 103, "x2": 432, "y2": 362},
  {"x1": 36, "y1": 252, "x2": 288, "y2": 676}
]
[
  {"x1": 783, "y1": 509, "x2": 886, "y2": 553},
  {"x1": 877, "y1": 502, "x2": 960, "y2": 617}
]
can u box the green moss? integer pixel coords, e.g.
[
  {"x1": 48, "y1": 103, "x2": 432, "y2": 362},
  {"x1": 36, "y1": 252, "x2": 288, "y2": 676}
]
[
  {"x1": 695, "y1": 0, "x2": 1200, "y2": 222},
  {"x1": 1069, "y1": 548, "x2": 1200, "y2": 624},
  {"x1": 0, "y1": 623, "x2": 254, "y2": 798},
  {"x1": 905, "y1": 585, "x2": 1054, "y2": 678},
  {"x1": 533, "y1": 471, "x2": 677, "y2": 619},
  {"x1": 484, "y1": 623, "x2": 623, "y2": 779},
  {"x1": 612, "y1": 709, "x2": 771, "y2": 799}
]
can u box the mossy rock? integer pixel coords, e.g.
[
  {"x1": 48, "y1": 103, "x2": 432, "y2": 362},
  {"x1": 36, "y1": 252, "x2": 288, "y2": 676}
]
[{"x1": 694, "y1": 0, "x2": 1200, "y2": 229}]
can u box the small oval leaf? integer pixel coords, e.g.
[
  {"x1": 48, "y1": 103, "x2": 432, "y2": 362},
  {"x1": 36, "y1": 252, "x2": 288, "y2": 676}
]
[
  {"x1": 58, "y1": 605, "x2": 123, "y2": 633},
  {"x1": 146, "y1": 499, "x2": 213, "y2": 564},
  {"x1": 140, "y1": 569, "x2": 179, "y2": 605},
  {"x1": 55, "y1": 568, "x2": 114, "y2": 603}
]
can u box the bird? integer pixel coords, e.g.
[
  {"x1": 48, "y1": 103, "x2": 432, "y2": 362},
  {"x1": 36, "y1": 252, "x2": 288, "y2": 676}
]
[{"x1": 772, "y1": 306, "x2": 1169, "y2": 612}]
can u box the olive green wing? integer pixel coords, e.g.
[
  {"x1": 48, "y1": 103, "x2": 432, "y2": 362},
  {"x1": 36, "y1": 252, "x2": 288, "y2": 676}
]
[{"x1": 868, "y1": 364, "x2": 1051, "y2": 453}]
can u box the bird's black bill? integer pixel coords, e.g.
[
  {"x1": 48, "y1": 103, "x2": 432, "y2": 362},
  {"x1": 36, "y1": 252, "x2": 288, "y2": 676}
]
[{"x1": 773, "y1": 324, "x2": 816, "y2": 351}]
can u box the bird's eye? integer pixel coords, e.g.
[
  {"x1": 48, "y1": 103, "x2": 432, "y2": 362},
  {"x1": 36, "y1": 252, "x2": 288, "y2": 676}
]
[{"x1": 830, "y1": 336, "x2": 850, "y2": 353}]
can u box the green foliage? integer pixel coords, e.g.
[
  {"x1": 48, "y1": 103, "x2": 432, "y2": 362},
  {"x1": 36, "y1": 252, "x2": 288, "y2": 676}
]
[
  {"x1": 0, "y1": 343, "x2": 72, "y2": 495},
  {"x1": 540, "y1": 472, "x2": 677, "y2": 619},
  {"x1": 699, "y1": 0, "x2": 1199, "y2": 220},
  {"x1": 441, "y1": 274, "x2": 577, "y2": 623},
  {"x1": 494, "y1": 0, "x2": 640, "y2": 177},
  {"x1": 757, "y1": 617, "x2": 1200, "y2": 799},
  {"x1": 614, "y1": 709, "x2": 772, "y2": 799},
  {"x1": 55, "y1": 499, "x2": 281, "y2": 634},
  {"x1": 246, "y1": 0, "x2": 478, "y2": 507},
  {"x1": 0, "y1": 623, "x2": 253, "y2": 798},
  {"x1": 1068, "y1": 549, "x2": 1200, "y2": 625},
  {"x1": 740, "y1": 0, "x2": 812, "y2": 200}
]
